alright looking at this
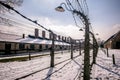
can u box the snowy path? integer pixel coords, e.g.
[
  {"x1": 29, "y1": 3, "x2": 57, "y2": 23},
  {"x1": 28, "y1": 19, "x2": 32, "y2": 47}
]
[
  {"x1": 20, "y1": 54, "x2": 83, "y2": 80},
  {"x1": 0, "y1": 51, "x2": 80, "y2": 80},
  {"x1": 92, "y1": 49, "x2": 120, "y2": 80},
  {"x1": 0, "y1": 49, "x2": 120, "y2": 80}
]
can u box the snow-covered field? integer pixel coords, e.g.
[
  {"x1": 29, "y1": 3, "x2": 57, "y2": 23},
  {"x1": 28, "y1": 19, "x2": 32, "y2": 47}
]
[
  {"x1": 92, "y1": 49, "x2": 120, "y2": 80},
  {"x1": 0, "y1": 49, "x2": 120, "y2": 80}
]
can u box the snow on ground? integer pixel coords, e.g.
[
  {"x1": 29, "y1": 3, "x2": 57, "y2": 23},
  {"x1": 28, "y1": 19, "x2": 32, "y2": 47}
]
[
  {"x1": 92, "y1": 49, "x2": 120, "y2": 80},
  {"x1": 0, "y1": 50, "x2": 80, "y2": 80},
  {"x1": 20, "y1": 53, "x2": 83, "y2": 80},
  {"x1": 0, "y1": 49, "x2": 120, "y2": 80}
]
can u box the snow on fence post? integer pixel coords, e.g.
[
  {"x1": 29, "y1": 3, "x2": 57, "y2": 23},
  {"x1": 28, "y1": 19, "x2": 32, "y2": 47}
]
[{"x1": 112, "y1": 54, "x2": 116, "y2": 65}]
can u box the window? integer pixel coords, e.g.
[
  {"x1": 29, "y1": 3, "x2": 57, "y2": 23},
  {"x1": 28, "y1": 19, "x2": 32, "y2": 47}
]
[
  {"x1": 19, "y1": 43, "x2": 25, "y2": 50},
  {"x1": 39, "y1": 45, "x2": 42, "y2": 49},
  {"x1": 46, "y1": 45, "x2": 48, "y2": 49},
  {"x1": 30, "y1": 44, "x2": 34, "y2": 50},
  {"x1": 116, "y1": 42, "x2": 120, "y2": 49}
]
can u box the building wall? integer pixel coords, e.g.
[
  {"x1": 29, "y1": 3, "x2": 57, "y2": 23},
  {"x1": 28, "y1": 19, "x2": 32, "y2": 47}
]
[
  {"x1": 104, "y1": 32, "x2": 120, "y2": 49},
  {"x1": 34, "y1": 44, "x2": 39, "y2": 50},
  {"x1": 0, "y1": 40, "x2": 71, "y2": 54},
  {"x1": 112, "y1": 33, "x2": 120, "y2": 49},
  {"x1": 104, "y1": 41, "x2": 111, "y2": 48},
  {"x1": 11, "y1": 43, "x2": 16, "y2": 50},
  {"x1": 0, "y1": 42, "x2": 5, "y2": 50},
  {"x1": 25, "y1": 44, "x2": 30, "y2": 49}
]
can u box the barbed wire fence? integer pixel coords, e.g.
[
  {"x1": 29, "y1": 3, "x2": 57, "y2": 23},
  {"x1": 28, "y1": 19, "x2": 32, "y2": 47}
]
[{"x1": 0, "y1": 0, "x2": 100, "y2": 80}]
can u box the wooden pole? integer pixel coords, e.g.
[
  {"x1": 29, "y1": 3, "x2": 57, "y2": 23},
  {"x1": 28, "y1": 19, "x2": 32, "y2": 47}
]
[
  {"x1": 83, "y1": 18, "x2": 90, "y2": 80},
  {"x1": 27, "y1": 47, "x2": 31, "y2": 60},
  {"x1": 92, "y1": 35, "x2": 96, "y2": 64},
  {"x1": 112, "y1": 54, "x2": 116, "y2": 65},
  {"x1": 50, "y1": 32, "x2": 55, "y2": 67},
  {"x1": 106, "y1": 48, "x2": 109, "y2": 57},
  {"x1": 70, "y1": 38, "x2": 73, "y2": 59},
  {"x1": 79, "y1": 41, "x2": 81, "y2": 55}
]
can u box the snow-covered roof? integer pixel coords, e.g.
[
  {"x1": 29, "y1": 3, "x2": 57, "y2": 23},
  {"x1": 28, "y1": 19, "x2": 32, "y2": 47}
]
[
  {"x1": 17, "y1": 37, "x2": 70, "y2": 45},
  {"x1": 104, "y1": 30, "x2": 120, "y2": 44},
  {"x1": 0, "y1": 32, "x2": 70, "y2": 45}
]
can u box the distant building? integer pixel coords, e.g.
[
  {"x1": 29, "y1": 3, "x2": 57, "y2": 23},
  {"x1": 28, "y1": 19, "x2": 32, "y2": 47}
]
[
  {"x1": 104, "y1": 31, "x2": 120, "y2": 49},
  {"x1": 0, "y1": 28, "x2": 75, "y2": 54}
]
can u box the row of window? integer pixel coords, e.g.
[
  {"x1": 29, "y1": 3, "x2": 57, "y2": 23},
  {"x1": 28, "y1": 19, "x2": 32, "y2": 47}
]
[
  {"x1": 19, "y1": 44, "x2": 68, "y2": 50},
  {"x1": 2, "y1": 43, "x2": 70, "y2": 50},
  {"x1": 19, "y1": 44, "x2": 42, "y2": 50}
]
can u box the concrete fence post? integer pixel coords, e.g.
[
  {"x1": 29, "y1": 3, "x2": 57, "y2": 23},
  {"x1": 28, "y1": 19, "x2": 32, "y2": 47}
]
[
  {"x1": 50, "y1": 32, "x2": 55, "y2": 67},
  {"x1": 79, "y1": 41, "x2": 81, "y2": 55},
  {"x1": 70, "y1": 38, "x2": 73, "y2": 59},
  {"x1": 112, "y1": 54, "x2": 116, "y2": 65},
  {"x1": 27, "y1": 47, "x2": 31, "y2": 60},
  {"x1": 106, "y1": 48, "x2": 109, "y2": 57}
]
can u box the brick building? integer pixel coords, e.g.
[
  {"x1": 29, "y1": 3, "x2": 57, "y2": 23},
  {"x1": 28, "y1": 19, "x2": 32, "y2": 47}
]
[{"x1": 104, "y1": 31, "x2": 120, "y2": 49}]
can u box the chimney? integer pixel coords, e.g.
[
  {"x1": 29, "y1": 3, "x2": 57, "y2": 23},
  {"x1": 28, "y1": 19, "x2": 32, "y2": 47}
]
[
  {"x1": 58, "y1": 35, "x2": 61, "y2": 40},
  {"x1": 65, "y1": 37, "x2": 66, "y2": 42},
  {"x1": 42, "y1": 30, "x2": 46, "y2": 38},
  {"x1": 54, "y1": 34, "x2": 57, "y2": 40},
  {"x1": 66, "y1": 37, "x2": 70, "y2": 43},
  {"x1": 62, "y1": 36, "x2": 64, "y2": 41},
  {"x1": 22, "y1": 34, "x2": 25, "y2": 38},
  {"x1": 35, "y1": 28, "x2": 39, "y2": 38},
  {"x1": 67, "y1": 37, "x2": 70, "y2": 42},
  {"x1": 49, "y1": 32, "x2": 52, "y2": 39}
]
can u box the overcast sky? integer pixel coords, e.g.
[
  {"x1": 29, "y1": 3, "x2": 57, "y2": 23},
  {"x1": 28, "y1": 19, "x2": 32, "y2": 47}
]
[{"x1": 1, "y1": 0, "x2": 120, "y2": 41}]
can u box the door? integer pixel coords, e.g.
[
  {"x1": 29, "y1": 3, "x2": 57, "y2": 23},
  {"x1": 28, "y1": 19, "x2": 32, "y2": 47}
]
[
  {"x1": 5, "y1": 43, "x2": 11, "y2": 54},
  {"x1": 116, "y1": 42, "x2": 120, "y2": 49},
  {"x1": 39, "y1": 44, "x2": 42, "y2": 51}
]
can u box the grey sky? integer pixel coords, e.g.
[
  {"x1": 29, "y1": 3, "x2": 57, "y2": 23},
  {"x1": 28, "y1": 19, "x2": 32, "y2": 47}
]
[
  {"x1": 1, "y1": 0, "x2": 120, "y2": 40},
  {"x1": 87, "y1": 0, "x2": 120, "y2": 40}
]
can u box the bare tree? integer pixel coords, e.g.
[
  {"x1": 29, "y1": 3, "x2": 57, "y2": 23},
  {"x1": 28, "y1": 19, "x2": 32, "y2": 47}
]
[{"x1": 0, "y1": 0, "x2": 23, "y2": 13}]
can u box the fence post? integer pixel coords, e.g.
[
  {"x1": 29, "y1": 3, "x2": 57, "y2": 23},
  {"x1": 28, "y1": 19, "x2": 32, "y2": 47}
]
[
  {"x1": 112, "y1": 54, "x2": 116, "y2": 65},
  {"x1": 70, "y1": 38, "x2": 73, "y2": 59},
  {"x1": 90, "y1": 31, "x2": 98, "y2": 65},
  {"x1": 50, "y1": 32, "x2": 55, "y2": 67},
  {"x1": 29, "y1": 52, "x2": 31, "y2": 60},
  {"x1": 61, "y1": 46, "x2": 63, "y2": 54},
  {"x1": 92, "y1": 38, "x2": 96, "y2": 64},
  {"x1": 79, "y1": 41, "x2": 81, "y2": 55},
  {"x1": 106, "y1": 48, "x2": 109, "y2": 57},
  {"x1": 27, "y1": 47, "x2": 31, "y2": 60}
]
